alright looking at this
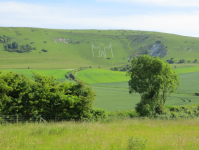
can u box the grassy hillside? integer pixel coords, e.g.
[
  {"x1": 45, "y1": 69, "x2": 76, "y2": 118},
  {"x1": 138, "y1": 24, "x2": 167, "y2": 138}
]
[{"x1": 0, "y1": 27, "x2": 199, "y2": 69}]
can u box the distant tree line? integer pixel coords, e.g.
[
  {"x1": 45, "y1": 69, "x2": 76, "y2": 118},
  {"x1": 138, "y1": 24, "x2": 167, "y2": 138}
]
[
  {"x1": 110, "y1": 64, "x2": 131, "y2": 71},
  {"x1": 3, "y1": 42, "x2": 36, "y2": 53},
  {"x1": 167, "y1": 58, "x2": 198, "y2": 64}
]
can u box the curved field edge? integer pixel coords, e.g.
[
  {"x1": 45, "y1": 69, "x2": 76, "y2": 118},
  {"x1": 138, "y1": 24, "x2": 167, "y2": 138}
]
[{"x1": 76, "y1": 69, "x2": 130, "y2": 84}]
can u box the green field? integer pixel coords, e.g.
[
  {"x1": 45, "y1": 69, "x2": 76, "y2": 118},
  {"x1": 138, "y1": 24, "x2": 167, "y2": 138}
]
[
  {"x1": 174, "y1": 65, "x2": 199, "y2": 74},
  {"x1": 76, "y1": 68, "x2": 199, "y2": 110},
  {"x1": 1, "y1": 27, "x2": 199, "y2": 69},
  {"x1": 76, "y1": 69, "x2": 129, "y2": 84}
]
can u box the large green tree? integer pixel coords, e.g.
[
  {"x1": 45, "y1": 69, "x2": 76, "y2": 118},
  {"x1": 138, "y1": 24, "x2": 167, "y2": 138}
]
[{"x1": 128, "y1": 55, "x2": 180, "y2": 116}]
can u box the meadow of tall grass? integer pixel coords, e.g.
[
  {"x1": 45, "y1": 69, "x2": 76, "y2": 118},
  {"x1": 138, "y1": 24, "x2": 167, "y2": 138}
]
[{"x1": 0, "y1": 118, "x2": 199, "y2": 150}]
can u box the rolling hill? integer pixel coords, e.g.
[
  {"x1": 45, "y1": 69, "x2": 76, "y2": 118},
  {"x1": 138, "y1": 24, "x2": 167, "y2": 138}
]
[{"x1": 0, "y1": 27, "x2": 199, "y2": 69}]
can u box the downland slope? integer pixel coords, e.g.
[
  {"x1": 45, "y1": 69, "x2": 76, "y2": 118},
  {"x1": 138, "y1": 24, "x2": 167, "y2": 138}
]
[{"x1": 0, "y1": 27, "x2": 199, "y2": 69}]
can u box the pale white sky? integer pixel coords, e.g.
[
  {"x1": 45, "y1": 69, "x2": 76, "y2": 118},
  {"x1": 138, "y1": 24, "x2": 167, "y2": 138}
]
[{"x1": 0, "y1": 0, "x2": 199, "y2": 37}]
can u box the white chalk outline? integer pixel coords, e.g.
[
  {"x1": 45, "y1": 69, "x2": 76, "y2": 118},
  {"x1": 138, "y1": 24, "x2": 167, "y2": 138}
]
[{"x1": 92, "y1": 43, "x2": 113, "y2": 57}]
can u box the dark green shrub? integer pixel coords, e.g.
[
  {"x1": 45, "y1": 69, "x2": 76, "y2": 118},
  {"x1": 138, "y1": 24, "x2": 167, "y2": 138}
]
[
  {"x1": 156, "y1": 105, "x2": 199, "y2": 119},
  {"x1": 195, "y1": 93, "x2": 199, "y2": 96},
  {"x1": 41, "y1": 49, "x2": 48, "y2": 52},
  {"x1": 89, "y1": 109, "x2": 108, "y2": 121},
  {"x1": 179, "y1": 59, "x2": 185, "y2": 63},
  {"x1": 193, "y1": 59, "x2": 197, "y2": 63},
  {"x1": 166, "y1": 58, "x2": 174, "y2": 64}
]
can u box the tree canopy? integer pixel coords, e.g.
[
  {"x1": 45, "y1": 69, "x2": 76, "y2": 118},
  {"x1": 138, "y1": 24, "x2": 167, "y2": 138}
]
[{"x1": 128, "y1": 55, "x2": 180, "y2": 116}]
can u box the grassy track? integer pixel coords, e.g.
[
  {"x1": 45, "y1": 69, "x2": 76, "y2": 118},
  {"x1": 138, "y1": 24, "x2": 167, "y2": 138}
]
[{"x1": 1, "y1": 119, "x2": 199, "y2": 150}]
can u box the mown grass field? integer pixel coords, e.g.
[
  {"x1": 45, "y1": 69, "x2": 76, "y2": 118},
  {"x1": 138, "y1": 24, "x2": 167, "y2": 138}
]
[
  {"x1": 1, "y1": 119, "x2": 199, "y2": 150},
  {"x1": 76, "y1": 69, "x2": 129, "y2": 84},
  {"x1": 1, "y1": 27, "x2": 199, "y2": 69}
]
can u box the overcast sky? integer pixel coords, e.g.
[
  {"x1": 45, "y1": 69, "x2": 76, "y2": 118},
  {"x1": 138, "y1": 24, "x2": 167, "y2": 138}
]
[{"x1": 0, "y1": 0, "x2": 199, "y2": 37}]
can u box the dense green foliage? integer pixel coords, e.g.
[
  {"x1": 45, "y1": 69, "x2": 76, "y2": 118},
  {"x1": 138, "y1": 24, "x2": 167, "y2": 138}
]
[
  {"x1": 0, "y1": 35, "x2": 11, "y2": 43},
  {"x1": 0, "y1": 72, "x2": 95, "y2": 120},
  {"x1": 128, "y1": 55, "x2": 180, "y2": 116}
]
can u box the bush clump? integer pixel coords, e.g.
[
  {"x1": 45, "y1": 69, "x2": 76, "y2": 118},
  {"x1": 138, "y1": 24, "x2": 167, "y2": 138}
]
[
  {"x1": 0, "y1": 35, "x2": 11, "y2": 43},
  {"x1": 41, "y1": 49, "x2": 48, "y2": 52}
]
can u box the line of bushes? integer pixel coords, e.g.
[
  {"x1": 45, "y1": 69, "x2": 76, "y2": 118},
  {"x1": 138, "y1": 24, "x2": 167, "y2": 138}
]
[{"x1": 86, "y1": 104, "x2": 199, "y2": 122}]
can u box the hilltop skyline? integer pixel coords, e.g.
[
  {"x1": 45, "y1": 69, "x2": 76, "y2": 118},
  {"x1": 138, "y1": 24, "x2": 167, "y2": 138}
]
[{"x1": 0, "y1": 0, "x2": 199, "y2": 37}]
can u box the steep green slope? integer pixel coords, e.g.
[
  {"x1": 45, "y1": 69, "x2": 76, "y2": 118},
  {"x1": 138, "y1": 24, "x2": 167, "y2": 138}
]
[{"x1": 0, "y1": 27, "x2": 199, "y2": 69}]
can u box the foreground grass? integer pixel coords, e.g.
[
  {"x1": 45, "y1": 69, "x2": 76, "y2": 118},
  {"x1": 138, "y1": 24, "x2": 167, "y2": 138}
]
[{"x1": 0, "y1": 119, "x2": 199, "y2": 150}]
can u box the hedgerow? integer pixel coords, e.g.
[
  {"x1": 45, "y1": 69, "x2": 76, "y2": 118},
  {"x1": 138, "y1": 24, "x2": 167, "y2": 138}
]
[{"x1": 0, "y1": 71, "x2": 96, "y2": 120}]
